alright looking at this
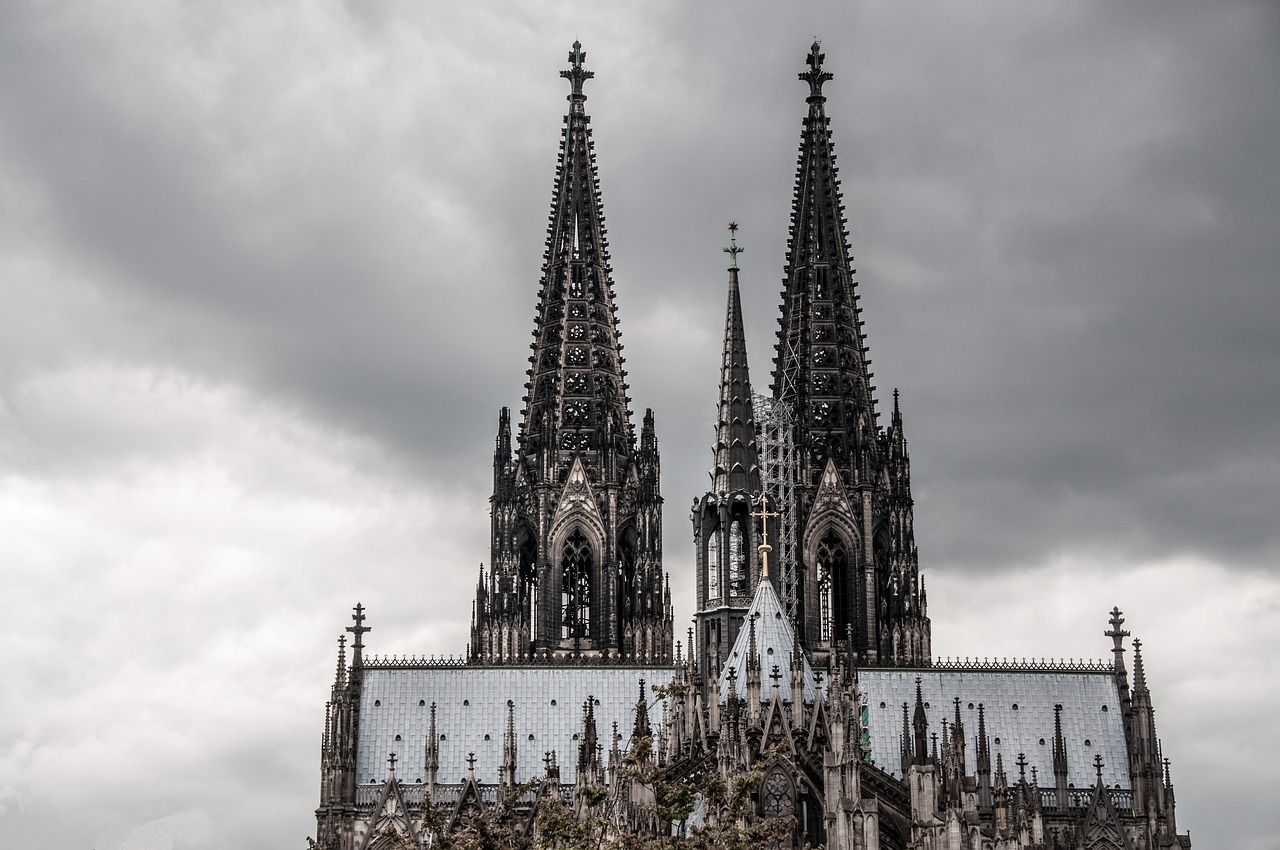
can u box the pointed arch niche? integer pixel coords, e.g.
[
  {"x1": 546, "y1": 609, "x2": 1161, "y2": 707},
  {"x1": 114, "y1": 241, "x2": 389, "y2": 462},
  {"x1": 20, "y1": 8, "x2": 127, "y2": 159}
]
[
  {"x1": 705, "y1": 519, "x2": 721, "y2": 603},
  {"x1": 515, "y1": 524, "x2": 538, "y2": 641},
  {"x1": 560, "y1": 529, "x2": 594, "y2": 640},
  {"x1": 815, "y1": 529, "x2": 852, "y2": 644}
]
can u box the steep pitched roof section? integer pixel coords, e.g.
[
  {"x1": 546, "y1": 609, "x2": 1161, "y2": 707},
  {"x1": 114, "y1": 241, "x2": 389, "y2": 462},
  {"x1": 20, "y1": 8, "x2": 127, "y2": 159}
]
[
  {"x1": 771, "y1": 41, "x2": 880, "y2": 488},
  {"x1": 711, "y1": 229, "x2": 762, "y2": 494},
  {"x1": 719, "y1": 579, "x2": 817, "y2": 703},
  {"x1": 520, "y1": 40, "x2": 633, "y2": 475}
]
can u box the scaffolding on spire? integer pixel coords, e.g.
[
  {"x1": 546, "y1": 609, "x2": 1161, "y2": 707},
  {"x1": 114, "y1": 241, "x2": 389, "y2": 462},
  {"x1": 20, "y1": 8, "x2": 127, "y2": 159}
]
[{"x1": 753, "y1": 393, "x2": 798, "y2": 623}]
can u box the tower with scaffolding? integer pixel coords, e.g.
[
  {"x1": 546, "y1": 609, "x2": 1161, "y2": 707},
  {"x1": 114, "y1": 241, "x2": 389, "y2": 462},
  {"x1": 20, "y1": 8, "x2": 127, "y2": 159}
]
[{"x1": 753, "y1": 393, "x2": 800, "y2": 625}]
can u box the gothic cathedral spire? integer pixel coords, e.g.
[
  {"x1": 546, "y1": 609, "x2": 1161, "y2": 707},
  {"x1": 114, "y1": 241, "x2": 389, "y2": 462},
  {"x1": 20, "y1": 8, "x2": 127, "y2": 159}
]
[
  {"x1": 692, "y1": 225, "x2": 767, "y2": 684},
  {"x1": 771, "y1": 42, "x2": 929, "y2": 666},
  {"x1": 472, "y1": 42, "x2": 672, "y2": 665}
]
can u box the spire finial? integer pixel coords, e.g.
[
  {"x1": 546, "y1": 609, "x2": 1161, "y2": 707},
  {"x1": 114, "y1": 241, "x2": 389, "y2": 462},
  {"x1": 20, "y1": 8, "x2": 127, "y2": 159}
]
[
  {"x1": 1094, "y1": 753, "x2": 1105, "y2": 784},
  {"x1": 387, "y1": 751, "x2": 397, "y2": 776},
  {"x1": 799, "y1": 40, "x2": 834, "y2": 101},
  {"x1": 752, "y1": 492, "x2": 779, "y2": 579},
  {"x1": 1105, "y1": 606, "x2": 1130, "y2": 656},
  {"x1": 561, "y1": 40, "x2": 593, "y2": 100},
  {"x1": 724, "y1": 222, "x2": 744, "y2": 271},
  {"x1": 346, "y1": 603, "x2": 370, "y2": 664}
]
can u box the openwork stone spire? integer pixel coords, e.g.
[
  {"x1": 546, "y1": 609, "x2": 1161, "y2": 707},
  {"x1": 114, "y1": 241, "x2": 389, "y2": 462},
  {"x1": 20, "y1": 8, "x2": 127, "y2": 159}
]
[
  {"x1": 772, "y1": 40, "x2": 877, "y2": 485},
  {"x1": 522, "y1": 40, "x2": 633, "y2": 462},
  {"x1": 474, "y1": 43, "x2": 670, "y2": 665},
  {"x1": 760, "y1": 43, "x2": 928, "y2": 667}
]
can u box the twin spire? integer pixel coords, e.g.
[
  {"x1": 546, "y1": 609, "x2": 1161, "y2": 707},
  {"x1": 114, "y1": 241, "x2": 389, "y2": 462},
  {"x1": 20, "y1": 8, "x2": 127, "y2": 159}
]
[{"x1": 522, "y1": 39, "x2": 633, "y2": 464}]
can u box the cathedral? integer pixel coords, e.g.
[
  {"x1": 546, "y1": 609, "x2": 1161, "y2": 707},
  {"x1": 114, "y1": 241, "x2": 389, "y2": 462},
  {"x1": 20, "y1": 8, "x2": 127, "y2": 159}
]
[{"x1": 310, "y1": 42, "x2": 1191, "y2": 850}]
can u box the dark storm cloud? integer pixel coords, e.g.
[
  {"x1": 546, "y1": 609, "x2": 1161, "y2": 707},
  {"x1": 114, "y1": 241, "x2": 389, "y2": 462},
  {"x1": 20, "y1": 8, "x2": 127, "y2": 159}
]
[{"x1": 1, "y1": 1, "x2": 1276, "y2": 847}]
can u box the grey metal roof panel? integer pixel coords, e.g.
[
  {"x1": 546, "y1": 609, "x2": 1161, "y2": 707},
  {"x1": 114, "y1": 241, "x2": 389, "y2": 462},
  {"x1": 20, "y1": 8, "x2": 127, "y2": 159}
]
[
  {"x1": 857, "y1": 669, "x2": 1131, "y2": 791},
  {"x1": 718, "y1": 581, "x2": 816, "y2": 702},
  {"x1": 356, "y1": 666, "x2": 673, "y2": 785}
]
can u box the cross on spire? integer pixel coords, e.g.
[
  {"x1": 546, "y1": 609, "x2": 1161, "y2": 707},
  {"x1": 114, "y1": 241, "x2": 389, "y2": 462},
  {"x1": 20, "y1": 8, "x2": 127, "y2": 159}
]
[
  {"x1": 561, "y1": 40, "x2": 593, "y2": 100},
  {"x1": 387, "y1": 752, "x2": 397, "y2": 775},
  {"x1": 799, "y1": 40, "x2": 833, "y2": 100},
  {"x1": 1094, "y1": 753, "x2": 1105, "y2": 783},
  {"x1": 467, "y1": 752, "x2": 477, "y2": 773},
  {"x1": 724, "y1": 222, "x2": 744, "y2": 270},
  {"x1": 770, "y1": 664, "x2": 782, "y2": 686},
  {"x1": 752, "y1": 492, "x2": 779, "y2": 578}
]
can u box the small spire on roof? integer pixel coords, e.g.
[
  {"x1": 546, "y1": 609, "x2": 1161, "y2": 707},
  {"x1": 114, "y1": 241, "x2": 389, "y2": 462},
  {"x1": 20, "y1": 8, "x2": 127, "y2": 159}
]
[{"x1": 333, "y1": 634, "x2": 347, "y2": 691}]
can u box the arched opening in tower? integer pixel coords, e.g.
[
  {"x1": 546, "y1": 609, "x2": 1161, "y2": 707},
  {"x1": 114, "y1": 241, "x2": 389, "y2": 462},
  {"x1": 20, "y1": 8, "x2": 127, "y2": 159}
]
[{"x1": 561, "y1": 529, "x2": 593, "y2": 640}]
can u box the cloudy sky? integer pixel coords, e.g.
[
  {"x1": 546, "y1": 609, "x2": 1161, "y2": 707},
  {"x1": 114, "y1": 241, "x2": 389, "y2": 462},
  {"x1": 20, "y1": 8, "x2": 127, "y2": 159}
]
[{"x1": 1, "y1": 1, "x2": 1276, "y2": 847}]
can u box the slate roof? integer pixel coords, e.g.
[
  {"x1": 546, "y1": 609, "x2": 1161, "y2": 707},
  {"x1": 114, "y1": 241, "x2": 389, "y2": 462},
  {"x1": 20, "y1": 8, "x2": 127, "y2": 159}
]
[
  {"x1": 718, "y1": 579, "x2": 817, "y2": 701},
  {"x1": 858, "y1": 669, "x2": 1131, "y2": 791},
  {"x1": 356, "y1": 665, "x2": 672, "y2": 785},
  {"x1": 356, "y1": 660, "x2": 1131, "y2": 795}
]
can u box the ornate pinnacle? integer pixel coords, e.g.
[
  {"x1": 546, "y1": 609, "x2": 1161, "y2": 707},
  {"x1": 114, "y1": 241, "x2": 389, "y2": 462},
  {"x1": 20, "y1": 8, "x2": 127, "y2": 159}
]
[
  {"x1": 799, "y1": 40, "x2": 833, "y2": 100},
  {"x1": 561, "y1": 40, "x2": 594, "y2": 100},
  {"x1": 346, "y1": 603, "x2": 370, "y2": 664},
  {"x1": 1105, "y1": 606, "x2": 1130, "y2": 652},
  {"x1": 388, "y1": 752, "x2": 397, "y2": 775},
  {"x1": 724, "y1": 222, "x2": 744, "y2": 270}
]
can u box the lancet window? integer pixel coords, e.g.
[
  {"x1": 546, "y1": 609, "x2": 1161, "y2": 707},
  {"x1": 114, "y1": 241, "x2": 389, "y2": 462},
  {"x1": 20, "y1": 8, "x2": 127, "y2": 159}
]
[
  {"x1": 706, "y1": 527, "x2": 721, "y2": 601},
  {"x1": 816, "y1": 530, "x2": 850, "y2": 643},
  {"x1": 561, "y1": 529, "x2": 593, "y2": 639},
  {"x1": 728, "y1": 520, "x2": 747, "y2": 597}
]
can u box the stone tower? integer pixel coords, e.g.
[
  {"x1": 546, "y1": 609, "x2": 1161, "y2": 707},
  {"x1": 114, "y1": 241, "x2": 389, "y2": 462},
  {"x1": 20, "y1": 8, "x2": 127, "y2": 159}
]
[
  {"x1": 771, "y1": 43, "x2": 929, "y2": 665},
  {"x1": 470, "y1": 42, "x2": 673, "y2": 664},
  {"x1": 691, "y1": 227, "x2": 774, "y2": 683}
]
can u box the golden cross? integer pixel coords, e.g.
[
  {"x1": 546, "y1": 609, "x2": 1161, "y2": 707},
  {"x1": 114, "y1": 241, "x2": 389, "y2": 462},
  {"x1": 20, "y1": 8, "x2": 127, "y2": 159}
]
[{"x1": 751, "y1": 492, "x2": 779, "y2": 579}]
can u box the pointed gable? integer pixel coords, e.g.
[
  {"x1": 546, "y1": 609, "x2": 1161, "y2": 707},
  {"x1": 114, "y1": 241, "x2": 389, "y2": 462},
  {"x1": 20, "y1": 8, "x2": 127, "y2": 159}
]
[
  {"x1": 803, "y1": 458, "x2": 859, "y2": 552},
  {"x1": 356, "y1": 777, "x2": 420, "y2": 850},
  {"x1": 719, "y1": 580, "x2": 817, "y2": 703},
  {"x1": 1079, "y1": 775, "x2": 1131, "y2": 850},
  {"x1": 551, "y1": 456, "x2": 606, "y2": 541}
]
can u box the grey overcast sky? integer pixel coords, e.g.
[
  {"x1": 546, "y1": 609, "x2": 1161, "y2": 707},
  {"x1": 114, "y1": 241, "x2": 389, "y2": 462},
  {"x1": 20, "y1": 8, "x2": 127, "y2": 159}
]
[{"x1": 1, "y1": 2, "x2": 1277, "y2": 847}]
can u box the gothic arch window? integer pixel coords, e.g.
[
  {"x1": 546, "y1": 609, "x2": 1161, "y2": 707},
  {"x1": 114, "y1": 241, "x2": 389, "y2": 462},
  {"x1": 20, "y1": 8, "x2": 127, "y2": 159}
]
[
  {"x1": 517, "y1": 528, "x2": 538, "y2": 637},
  {"x1": 706, "y1": 523, "x2": 721, "y2": 602},
  {"x1": 761, "y1": 767, "x2": 795, "y2": 847},
  {"x1": 618, "y1": 529, "x2": 638, "y2": 619},
  {"x1": 818, "y1": 560, "x2": 833, "y2": 642},
  {"x1": 816, "y1": 530, "x2": 850, "y2": 644},
  {"x1": 561, "y1": 529, "x2": 593, "y2": 640},
  {"x1": 728, "y1": 520, "x2": 746, "y2": 597}
]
